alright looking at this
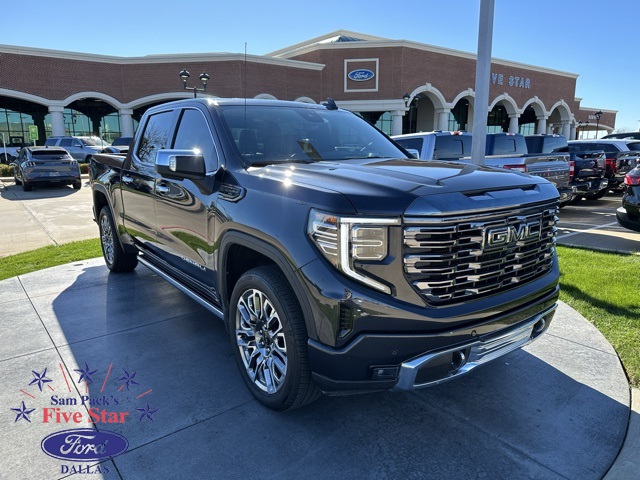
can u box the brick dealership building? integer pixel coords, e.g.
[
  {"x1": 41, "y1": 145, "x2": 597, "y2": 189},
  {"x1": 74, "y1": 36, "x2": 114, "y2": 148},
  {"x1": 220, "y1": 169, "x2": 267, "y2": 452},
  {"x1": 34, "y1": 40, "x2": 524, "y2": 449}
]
[{"x1": 0, "y1": 30, "x2": 615, "y2": 145}]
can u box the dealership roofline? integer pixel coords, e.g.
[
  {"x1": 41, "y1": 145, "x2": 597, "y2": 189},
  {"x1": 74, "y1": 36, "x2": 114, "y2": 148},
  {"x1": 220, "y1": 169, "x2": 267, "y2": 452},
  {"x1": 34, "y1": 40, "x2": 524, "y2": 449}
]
[
  {"x1": 268, "y1": 30, "x2": 579, "y2": 79},
  {"x1": 0, "y1": 44, "x2": 325, "y2": 70}
]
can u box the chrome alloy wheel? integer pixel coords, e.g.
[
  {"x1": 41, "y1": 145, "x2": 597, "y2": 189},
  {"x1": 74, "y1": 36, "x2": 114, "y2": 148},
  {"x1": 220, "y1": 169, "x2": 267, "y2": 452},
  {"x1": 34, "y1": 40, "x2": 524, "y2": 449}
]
[
  {"x1": 235, "y1": 288, "x2": 288, "y2": 394},
  {"x1": 100, "y1": 213, "x2": 115, "y2": 265}
]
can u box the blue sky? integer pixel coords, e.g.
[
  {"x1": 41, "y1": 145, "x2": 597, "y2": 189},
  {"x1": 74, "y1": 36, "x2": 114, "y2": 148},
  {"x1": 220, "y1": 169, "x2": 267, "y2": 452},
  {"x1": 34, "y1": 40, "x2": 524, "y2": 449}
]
[{"x1": 6, "y1": 1, "x2": 639, "y2": 131}]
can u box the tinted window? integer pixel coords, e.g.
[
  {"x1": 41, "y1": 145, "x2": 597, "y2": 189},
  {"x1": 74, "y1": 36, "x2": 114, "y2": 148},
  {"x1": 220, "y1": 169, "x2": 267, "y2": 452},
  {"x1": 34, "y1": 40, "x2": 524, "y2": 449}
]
[
  {"x1": 59, "y1": 139, "x2": 72, "y2": 147},
  {"x1": 44, "y1": 138, "x2": 57, "y2": 146},
  {"x1": 490, "y1": 135, "x2": 520, "y2": 155},
  {"x1": 219, "y1": 105, "x2": 407, "y2": 165},
  {"x1": 625, "y1": 142, "x2": 640, "y2": 152},
  {"x1": 394, "y1": 137, "x2": 423, "y2": 154},
  {"x1": 527, "y1": 136, "x2": 566, "y2": 153},
  {"x1": 136, "y1": 111, "x2": 175, "y2": 164},
  {"x1": 596, "y1": 143, "x2": 623, "y2": 153},
  {"x1": 32, "y1": 150, "x2": 68, "y2": 158},
  {"x1": 173, "y1": 109, "x2": 217, "y2": 167},
  {"x1": 434, "y1": 135, "x2": 470, "y2": 159}
]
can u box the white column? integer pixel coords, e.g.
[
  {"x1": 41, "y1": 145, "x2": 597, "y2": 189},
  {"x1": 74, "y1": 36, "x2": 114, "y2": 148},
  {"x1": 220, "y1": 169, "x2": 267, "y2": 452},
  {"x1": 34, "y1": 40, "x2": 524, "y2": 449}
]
[
  {"x1": 508, "y1": 114, "x2": 520, "y2": 133},
  {"x1": 561, "y1": 123, "x2": 571, "y2": 139},
  {"x1": 391, "y1": 110, "x2": 404, "y2": 136},
  {"x1": 119, "y1": 109, "x2": 135, "y2": 137},
  {"x1": 569, "y1": 125, "x2": 577, "y2": 140},
  {"x1": 436, "y1": 108, "x2": 451, "y2": 131},
  {"x1": 536, "y1": 116, "x2": 547, "y2": 134},
  {"x1": 48, "y1": 106, "x2": 66, "y2": 137}
]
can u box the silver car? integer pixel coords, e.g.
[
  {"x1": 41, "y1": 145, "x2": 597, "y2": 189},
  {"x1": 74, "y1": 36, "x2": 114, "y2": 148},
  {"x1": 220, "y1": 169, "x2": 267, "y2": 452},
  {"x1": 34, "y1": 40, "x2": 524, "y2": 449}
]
[
  {"x1": 43, "y1": 136, "x2": 109, "y2": 162},
  {"x1": 13, "y1": 147, "x2": 81, "y2": 191}
]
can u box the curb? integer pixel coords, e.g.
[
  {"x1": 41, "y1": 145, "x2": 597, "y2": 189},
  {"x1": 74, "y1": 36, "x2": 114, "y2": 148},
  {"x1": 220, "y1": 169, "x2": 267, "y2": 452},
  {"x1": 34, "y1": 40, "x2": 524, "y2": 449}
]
[{"x1": 604, "y1": 388, "x2": 640, "y2": 479}]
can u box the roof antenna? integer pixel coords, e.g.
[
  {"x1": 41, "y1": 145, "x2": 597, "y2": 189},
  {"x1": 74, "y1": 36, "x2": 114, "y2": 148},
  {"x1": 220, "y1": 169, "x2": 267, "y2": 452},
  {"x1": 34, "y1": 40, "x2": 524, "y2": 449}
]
[{"x1": 322, "y1": 98, "x2": 338, "y2": 110}]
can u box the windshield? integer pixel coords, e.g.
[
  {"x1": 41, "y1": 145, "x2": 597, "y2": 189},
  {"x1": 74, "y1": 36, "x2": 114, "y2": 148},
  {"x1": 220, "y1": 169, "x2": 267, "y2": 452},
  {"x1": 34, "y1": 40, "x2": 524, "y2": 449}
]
[{"x1": 219, "y1": 105, "x2": 407, "y2": 165}]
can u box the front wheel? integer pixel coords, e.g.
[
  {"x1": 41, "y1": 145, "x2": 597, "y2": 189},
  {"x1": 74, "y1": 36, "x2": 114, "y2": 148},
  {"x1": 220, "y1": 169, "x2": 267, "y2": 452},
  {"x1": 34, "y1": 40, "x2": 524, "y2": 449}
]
[
  {"x1": 229, "y1": 266, "x2": 321, "y2": 411},
  {"x1": 98, "y1": 206, "x2": 138, "y2": 272}
]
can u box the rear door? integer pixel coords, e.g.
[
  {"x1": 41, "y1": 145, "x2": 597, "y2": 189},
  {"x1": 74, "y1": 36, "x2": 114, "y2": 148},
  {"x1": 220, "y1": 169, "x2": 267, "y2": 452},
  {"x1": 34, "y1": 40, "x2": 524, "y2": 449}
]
[
  {"x1": 121, "y1": 108, "x2": 177, "y2": 251},
  {"x1": 153, "y1": 107, "x2": 221, "y2": 296}
]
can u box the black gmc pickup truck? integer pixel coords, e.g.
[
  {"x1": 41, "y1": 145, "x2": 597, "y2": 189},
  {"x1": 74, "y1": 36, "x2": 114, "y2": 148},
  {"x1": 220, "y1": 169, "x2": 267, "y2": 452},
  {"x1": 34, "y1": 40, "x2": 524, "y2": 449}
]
[{"x1": 90, "y1": 98, "x2": 559, "y2": 410}]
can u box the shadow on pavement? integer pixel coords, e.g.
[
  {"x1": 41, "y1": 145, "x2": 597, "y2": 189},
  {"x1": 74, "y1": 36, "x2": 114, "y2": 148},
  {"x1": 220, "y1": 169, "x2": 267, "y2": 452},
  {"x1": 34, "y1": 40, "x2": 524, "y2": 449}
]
[{"x1": 2, "y1": 262, "x2": 630, "y2": 479}]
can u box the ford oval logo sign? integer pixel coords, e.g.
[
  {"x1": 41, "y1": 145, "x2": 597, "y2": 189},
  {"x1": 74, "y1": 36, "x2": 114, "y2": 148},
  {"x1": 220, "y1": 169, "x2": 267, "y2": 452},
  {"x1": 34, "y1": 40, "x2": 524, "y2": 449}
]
[
  {"x1": 41, "y1": 428, "x2": 128, "y2": 461},
  {"x1": 348, "y1": 69, "x2": 375, "y2": 82}
]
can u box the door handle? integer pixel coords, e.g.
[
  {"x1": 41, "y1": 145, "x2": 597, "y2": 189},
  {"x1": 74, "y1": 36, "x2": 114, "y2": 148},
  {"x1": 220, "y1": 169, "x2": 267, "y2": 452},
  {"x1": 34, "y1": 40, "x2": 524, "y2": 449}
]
[
  {"x1": 122, "y1": 175, "x2": 133, "y2": 184},
  {"x1": 155, "y1": 185, "x2": 170, "y2": 194}
]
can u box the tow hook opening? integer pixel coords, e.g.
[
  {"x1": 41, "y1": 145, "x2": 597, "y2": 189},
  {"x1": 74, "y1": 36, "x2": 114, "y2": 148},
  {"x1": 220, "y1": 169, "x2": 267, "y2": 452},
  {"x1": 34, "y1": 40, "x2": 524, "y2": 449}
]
[
  {"x1": 451, "y1": 350, "x2": 467, "y2": 372},
  {"x1": 533, "y1": 317, "x2": 547, "y2": 335}
]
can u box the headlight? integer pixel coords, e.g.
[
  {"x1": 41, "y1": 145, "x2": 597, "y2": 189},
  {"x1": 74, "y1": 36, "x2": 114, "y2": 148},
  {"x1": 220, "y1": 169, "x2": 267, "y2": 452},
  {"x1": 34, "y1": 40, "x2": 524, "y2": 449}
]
[{"x1": 307, "y1": 209, "x2": 400, "y2": 294}]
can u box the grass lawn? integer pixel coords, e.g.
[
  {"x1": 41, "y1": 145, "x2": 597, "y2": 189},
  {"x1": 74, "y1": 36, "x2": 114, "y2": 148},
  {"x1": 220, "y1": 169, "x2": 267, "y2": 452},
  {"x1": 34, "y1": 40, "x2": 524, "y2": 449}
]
[
  {"x1": 0, "y1": 241, "x2": 637, "y2": 387},
  {"x1": 0, "y1": 239, "x2": 101, "y2": 281},
  {"x1": 557, "y1": 245, "x2": 640, "y2": 387}
]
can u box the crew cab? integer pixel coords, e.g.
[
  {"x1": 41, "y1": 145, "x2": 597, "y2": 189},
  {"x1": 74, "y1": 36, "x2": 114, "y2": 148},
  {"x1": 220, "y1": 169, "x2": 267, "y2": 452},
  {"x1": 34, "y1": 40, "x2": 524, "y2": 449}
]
[
  {"x1": 525, "y1": 134, "x2": 608, "y2": 202},
  {"x1": 91, "y1": 99, "x2": 559, "y2": 410},
  {"x1": 393, "y1": 131, "x2": 572, "y2": 206}
]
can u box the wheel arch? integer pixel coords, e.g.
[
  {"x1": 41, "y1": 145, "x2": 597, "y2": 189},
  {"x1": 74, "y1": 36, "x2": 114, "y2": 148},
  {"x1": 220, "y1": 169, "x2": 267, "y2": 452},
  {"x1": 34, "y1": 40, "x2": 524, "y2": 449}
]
[{"x1": 218, "y1": 231, "x2": 318, "y2": 341}]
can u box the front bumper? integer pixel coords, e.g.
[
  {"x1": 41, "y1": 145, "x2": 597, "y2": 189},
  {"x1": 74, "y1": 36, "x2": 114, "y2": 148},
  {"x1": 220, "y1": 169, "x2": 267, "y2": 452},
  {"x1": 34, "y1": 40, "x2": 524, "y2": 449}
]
[
  {"x1": 308, "y1": 288, "x2": 559, "y2": 394},
  {"x1": 392, "y1": 304, "x2": 555, "y2": 390}
]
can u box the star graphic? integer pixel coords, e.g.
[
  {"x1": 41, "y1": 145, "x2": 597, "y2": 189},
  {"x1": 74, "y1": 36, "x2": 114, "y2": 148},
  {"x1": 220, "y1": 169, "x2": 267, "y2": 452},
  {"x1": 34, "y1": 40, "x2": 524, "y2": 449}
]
[
  {"x1": 11, "y1": 401, "x2": 36, "y2": 423},
  {"x1": 118, "y1": 369, "x2": 139, "y2": 390},
  {"x1": 29, "y1": 368, "x2": 52, "y2": 392},
  {"x1": 74, "y1": 362, "x2": 98, "y2": 384},
  {"x1": 136, "y1": 403, "x2": 158, "y2": 422}
]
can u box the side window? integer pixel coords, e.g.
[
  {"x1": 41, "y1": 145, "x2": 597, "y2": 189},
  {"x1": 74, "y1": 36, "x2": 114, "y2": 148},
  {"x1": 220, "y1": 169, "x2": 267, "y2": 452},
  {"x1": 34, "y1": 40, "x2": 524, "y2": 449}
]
[
  {"x1": 136, "y1": 111, "x2": 175, "y2": 164},
  {"x1": 44, "y1": 138, "x2": 57, "y2": 146},
  {"x1": 173, "y1": 109, "x2": 217, "y2": 168},
  {"x1": 59, "y1": 139, "x2": 72, "y2": 147}
]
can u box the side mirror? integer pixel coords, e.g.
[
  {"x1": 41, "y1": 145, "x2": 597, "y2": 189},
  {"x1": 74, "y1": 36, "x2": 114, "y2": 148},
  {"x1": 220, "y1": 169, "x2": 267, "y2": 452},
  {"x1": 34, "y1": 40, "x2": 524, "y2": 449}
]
[{"x1": 155, "y1": 149, "x2": 206, "y2": 180}]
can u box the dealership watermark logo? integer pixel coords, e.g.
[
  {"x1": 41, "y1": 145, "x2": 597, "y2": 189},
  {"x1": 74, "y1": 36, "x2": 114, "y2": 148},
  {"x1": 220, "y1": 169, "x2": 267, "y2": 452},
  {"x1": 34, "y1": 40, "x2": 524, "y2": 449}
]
[{"x1": 9, "y1": 361, "x2": 158, "y2": 476}]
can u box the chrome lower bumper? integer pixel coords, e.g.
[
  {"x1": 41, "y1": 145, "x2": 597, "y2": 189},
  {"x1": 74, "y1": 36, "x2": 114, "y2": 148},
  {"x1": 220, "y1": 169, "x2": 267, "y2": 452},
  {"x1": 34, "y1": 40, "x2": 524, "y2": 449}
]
[{"x1": 392, "y1": 304, "x2": 557, "y2": 391}]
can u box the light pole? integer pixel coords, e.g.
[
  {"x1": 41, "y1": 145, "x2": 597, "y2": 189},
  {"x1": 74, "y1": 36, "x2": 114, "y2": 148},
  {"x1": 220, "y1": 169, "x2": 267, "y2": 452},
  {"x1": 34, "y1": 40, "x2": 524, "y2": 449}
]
[
  {"x1": 179, "y1": 69, "x2": 210, "y2": 98},
  {"x1": 594, "y1": 110, "x2": 602, "y2": 139}
]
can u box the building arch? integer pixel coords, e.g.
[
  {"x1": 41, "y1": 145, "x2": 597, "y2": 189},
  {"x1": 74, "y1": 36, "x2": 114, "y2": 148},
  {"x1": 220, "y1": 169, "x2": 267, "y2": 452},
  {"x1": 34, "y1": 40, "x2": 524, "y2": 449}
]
[
  {"x1": 0, "y1": 89, "x2": 50, "y2": 108},
  {"x1": 61, "y1": 92, "x2": 122, "y2": 110},
  {"x1": 548, "y1": 100, "x2": 572, "y2": 123},
  {"x1": 489, "y1": 94, "x2": 519, "y2": 116},
  {"x1": 254, "y1": 93, "x2": 278, "y2": 100},
  {"x1": 449, "y1": 89, "x2": 475, "y2": 132},
  {"x1": 521, "y1": 96, "x2": 547, "y2": 118},
  {"x1": 294, "y1": 96, "x2": 316, "y2": 104}
]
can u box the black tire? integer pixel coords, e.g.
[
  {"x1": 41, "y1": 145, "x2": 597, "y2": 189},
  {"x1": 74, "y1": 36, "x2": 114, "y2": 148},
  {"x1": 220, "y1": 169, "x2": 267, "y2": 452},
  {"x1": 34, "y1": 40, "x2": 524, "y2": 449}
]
[
  {"x1": 594, "y1": 189, "x2": 609, "y2": 199},
  {"x1": 73, "y1": 181, "x2": 81, "y2": 190},
  {"x1": 229, "y1": 265, "x2": 321, "y2": 411},
  {"x1": 22, "y1": 182, "x2": 32, "y2": 191},
  {"x1": 98, "y1": 206, "x2": 138, "y2": 272},
  {"x1": 568, "y1": 195, "x2": 583, "y2": 205},
  {"x1": 14, "y1": 172, "x2": 22, "y2": 186}
]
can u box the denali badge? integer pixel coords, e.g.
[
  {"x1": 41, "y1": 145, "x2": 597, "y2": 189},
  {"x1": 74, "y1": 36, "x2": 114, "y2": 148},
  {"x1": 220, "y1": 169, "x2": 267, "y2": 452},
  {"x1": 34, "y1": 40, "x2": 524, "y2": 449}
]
[{"x1": 485, "y1": 220, "x2": 541, "y2": 248}]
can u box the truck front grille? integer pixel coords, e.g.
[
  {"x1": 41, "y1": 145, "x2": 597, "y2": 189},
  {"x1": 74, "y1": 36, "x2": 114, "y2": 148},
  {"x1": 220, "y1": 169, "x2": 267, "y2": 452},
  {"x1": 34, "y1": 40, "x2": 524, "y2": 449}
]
[{"x1": 403, "y1": 201, "x2": 557, "y2": 305}]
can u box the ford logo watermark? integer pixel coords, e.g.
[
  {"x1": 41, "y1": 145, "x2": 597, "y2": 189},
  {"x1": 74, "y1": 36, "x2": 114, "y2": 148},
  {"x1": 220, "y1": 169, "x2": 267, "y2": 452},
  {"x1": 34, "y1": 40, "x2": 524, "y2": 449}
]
[
  {"x1": 347, "y1": 69, "x2": 375, "y2": 82},
  {"x1": 41, "y1": 428, "x2": 128, "y2": 461}
]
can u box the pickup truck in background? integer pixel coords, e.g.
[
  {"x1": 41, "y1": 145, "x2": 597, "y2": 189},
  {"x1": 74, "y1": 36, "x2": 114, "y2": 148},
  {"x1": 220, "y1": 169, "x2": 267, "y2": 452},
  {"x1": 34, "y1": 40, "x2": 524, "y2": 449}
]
[
  {"x1": 1, "y1": 141, "x2": 29, "y2": 163},
  {"x1": 393, "y1": 131, "x2": 573, "y2": 206},
  {"x1": 525, "y1": 134, "x2": 609, "y2": 202},
  {"x1": 91, "y1": 99, "x2": 559, "y2": 410}
]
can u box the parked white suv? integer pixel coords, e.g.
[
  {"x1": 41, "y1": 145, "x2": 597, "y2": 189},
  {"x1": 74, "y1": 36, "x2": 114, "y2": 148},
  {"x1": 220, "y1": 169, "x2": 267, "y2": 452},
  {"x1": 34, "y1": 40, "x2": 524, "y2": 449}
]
[{"x1": 44, "y1": 136, "x2": 110, "y2": 163}]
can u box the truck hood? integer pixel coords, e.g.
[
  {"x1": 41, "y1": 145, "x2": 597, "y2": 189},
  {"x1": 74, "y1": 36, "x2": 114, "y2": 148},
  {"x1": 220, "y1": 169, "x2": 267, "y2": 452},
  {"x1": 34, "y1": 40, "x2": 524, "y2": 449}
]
[{"x1": 252, "y1": 158, "x2": 557, "y2": 215}]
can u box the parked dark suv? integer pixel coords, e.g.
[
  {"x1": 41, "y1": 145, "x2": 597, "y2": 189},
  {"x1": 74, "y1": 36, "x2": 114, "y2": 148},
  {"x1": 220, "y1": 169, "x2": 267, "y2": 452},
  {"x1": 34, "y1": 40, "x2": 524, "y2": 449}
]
[{"x1": 13, "y1": 147, "x2": 81, "y2": 191}]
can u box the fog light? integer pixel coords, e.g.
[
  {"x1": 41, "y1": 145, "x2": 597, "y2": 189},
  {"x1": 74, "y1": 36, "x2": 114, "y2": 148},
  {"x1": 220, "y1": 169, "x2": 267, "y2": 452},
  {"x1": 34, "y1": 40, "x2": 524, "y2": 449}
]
[{"x1": 371, "y1": 366, "x2": 399, "y2": 380}]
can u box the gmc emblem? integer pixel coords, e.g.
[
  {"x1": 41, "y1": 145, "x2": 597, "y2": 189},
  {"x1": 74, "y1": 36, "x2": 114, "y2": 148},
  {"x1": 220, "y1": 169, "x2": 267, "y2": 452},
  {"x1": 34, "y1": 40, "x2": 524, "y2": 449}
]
[{"x1": 485, "y1": 220, "x2": 542, "y2": 248}]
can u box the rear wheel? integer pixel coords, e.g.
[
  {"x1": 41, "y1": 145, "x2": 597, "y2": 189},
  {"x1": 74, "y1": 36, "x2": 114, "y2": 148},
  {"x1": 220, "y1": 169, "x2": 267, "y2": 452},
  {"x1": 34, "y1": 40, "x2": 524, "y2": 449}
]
[
  {"x1": 73, "y1": 181, "x2": 81, "y2": 190},
  {"x1": 229, "y1": 266, "x2": 321, "y2": 411},
  {"x1": 22, "y1": 182, "x2": 32, "y2": 191},
  {"x1": 14, "y1": 172, "x2": 22, "y2": 185},
  {"x1": 98, "y1": 206, "x2": 138, "y2": 272}
]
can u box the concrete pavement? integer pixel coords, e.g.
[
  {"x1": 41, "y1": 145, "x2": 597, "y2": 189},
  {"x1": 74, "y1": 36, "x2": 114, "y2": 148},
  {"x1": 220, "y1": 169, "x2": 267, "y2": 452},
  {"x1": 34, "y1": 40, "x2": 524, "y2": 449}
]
[
  {"x1": 0, "y1": 259, "x2": 632, "y2": 479},
  {"x1": 0, "y1": 176, "x2": 96, "y2": 257}
]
